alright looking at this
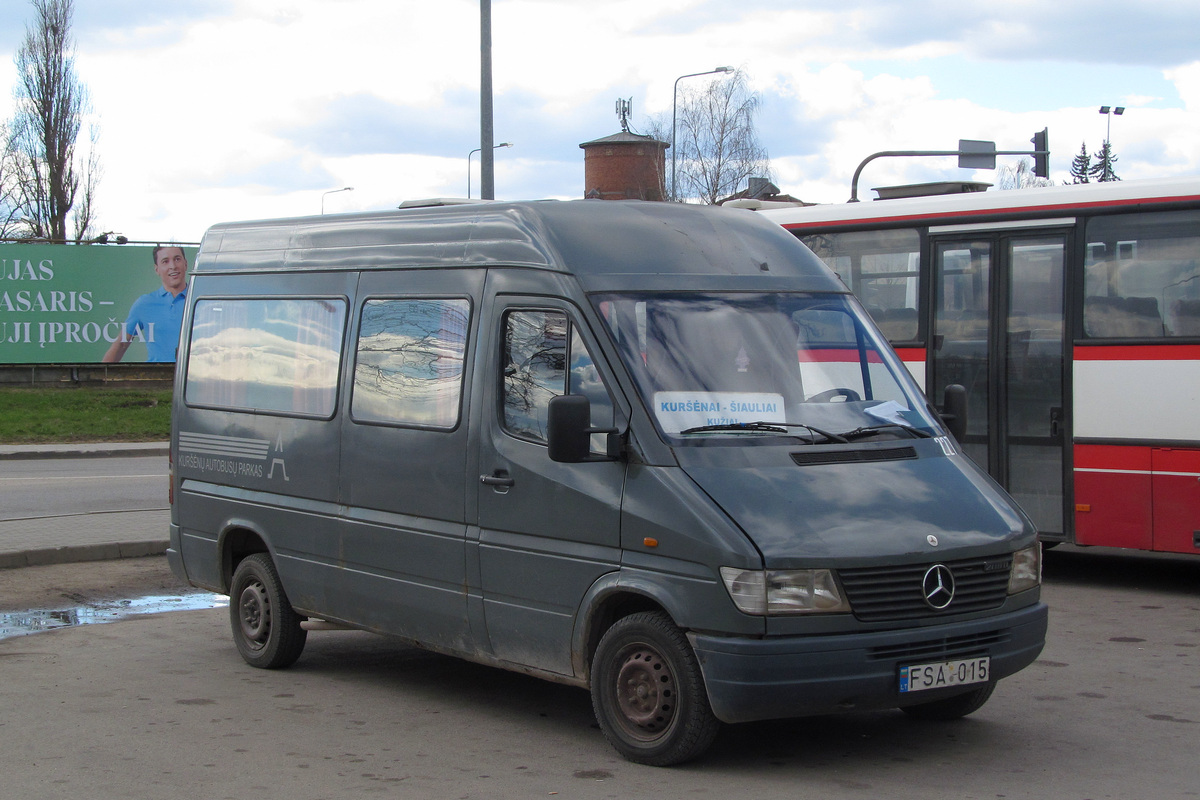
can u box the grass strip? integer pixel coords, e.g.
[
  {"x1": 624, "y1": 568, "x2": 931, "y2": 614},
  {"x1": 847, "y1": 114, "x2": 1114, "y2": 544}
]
[{"x1": 0, "y1": 387, "x2": 172, "y2": 443}]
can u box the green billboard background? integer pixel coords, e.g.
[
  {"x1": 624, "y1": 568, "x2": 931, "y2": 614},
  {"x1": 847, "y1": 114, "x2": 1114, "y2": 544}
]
[{"x1": 0, "y1": 242, "x2": 199, "y2": 364}]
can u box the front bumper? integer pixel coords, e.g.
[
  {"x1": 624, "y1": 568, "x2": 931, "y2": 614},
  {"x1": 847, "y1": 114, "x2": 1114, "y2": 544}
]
[{"x1": 691, "y1": 602, "x2": 1048, "y2": 724}]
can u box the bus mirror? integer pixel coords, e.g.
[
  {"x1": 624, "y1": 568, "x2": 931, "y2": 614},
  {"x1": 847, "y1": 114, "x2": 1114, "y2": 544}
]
[{"x1": 940, "y1": 384, "x2": 968, "y2": 442}]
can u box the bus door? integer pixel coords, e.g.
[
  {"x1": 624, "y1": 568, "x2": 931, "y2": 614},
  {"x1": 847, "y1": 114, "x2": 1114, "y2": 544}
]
[{"x1": 929, "y1": 228, "x2": 1069, "y2": 539}]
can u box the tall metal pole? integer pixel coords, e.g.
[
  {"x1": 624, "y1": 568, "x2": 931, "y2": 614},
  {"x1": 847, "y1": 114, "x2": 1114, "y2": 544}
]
[
  {"x1": 480, "y1": 0, "x2": 496, "y2": 200},
  {"x1": 1098, "y1": 106, "x2": 1124, "y2": 182},
  {"x1": 670, "y1": 67, "x2": 733, "y2": 202}
]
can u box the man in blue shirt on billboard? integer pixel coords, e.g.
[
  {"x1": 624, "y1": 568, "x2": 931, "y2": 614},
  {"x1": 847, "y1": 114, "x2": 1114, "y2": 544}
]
[{"x1": 102, "y1": 245, "x2": 188, "y2": 362}]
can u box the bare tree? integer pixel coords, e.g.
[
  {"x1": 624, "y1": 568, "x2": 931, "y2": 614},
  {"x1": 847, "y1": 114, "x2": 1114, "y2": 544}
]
[
  {"x1": 995, "y1": 157, "x2": 1054, "y2": 190},
  {"x1": 0, "y1": 123, "x2": 25, "y2": 238},
  {"x1": 659, "y1": 71, "x2": 771, "y2": 204},
  {"x1": 7, "y1": 0, "x2": 98, "y2": 241}
]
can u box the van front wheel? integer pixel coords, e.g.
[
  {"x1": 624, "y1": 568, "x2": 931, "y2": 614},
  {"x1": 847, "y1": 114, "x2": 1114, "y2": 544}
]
[
  {"x1": 590, "y1": 611, "x2": 719, "y2": 766},
  {"x1": 229, "y1": 553, "x2": 307, "y2": 669}
]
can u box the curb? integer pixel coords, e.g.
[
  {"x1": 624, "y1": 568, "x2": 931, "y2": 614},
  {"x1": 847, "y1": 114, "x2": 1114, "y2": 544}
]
[
  {"x1": 0, "y1": 540, "x2": 169, "y2": 570},
  {"x1": 0, "y1": 443, "x2": 169, "y2": 460}
]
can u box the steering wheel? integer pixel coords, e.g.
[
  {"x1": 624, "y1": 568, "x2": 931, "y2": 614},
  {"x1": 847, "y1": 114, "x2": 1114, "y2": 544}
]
[{"x1": 807, "y1": 387, "x2": 861, "y2": 403}]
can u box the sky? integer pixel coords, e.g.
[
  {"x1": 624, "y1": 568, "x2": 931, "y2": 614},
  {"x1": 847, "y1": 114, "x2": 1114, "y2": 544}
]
[{"x1": 2, "y1": 0, "x2": 1199, "y2": 243}]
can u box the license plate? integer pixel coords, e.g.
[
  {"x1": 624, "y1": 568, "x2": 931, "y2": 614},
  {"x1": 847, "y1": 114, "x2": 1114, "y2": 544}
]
[{"x1": 900, "y1": 656, "x2": 990, "y2": 693}]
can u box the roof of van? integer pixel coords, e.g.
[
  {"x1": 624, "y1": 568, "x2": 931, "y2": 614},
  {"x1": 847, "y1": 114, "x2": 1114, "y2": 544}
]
[{"x1": 193, "y1": 199, "x2": 843, "y2": 291}]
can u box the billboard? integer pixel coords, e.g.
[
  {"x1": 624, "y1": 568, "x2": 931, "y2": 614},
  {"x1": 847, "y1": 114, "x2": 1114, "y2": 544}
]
[{"x1": 1, "y1": 242, "x2": 198, "y2": 364}]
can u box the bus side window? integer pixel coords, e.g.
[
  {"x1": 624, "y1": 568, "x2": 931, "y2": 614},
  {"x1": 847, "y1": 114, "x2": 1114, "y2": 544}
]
[
  {"x1": 800, "y1": 228, "x2": 921, "y2": 342},
  {"x1": 1085, "y1": 210, "x2": 1200, "y2": 339}
]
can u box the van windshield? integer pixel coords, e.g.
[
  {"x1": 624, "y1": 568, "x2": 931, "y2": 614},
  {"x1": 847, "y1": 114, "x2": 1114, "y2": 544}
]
[{"x1": 592, "y1": 292, "x2": 939, "y2": 444}]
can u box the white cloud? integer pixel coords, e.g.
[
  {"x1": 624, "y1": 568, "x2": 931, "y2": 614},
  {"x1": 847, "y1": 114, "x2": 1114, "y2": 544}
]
[{"x1": 1166, "y1": 61, "x2": 1200, "y2": 113}]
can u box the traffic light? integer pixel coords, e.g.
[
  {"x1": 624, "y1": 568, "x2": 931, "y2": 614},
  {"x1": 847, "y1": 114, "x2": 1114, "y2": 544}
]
[{"x1": 1031, "y1": 128, "x2": 1049, "y2": 179}]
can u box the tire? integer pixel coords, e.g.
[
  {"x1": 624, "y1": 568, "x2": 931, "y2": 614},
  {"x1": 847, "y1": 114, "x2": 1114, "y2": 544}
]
[
  {"x1": 590, "y1": 611, "x2": 720, "y2": 766},
  {"x1": 228, "y1": 553, "x2": 307, "y2": 669},
  {"x1": 901, "y1": 680, "x2": 996, "y2": 721}
]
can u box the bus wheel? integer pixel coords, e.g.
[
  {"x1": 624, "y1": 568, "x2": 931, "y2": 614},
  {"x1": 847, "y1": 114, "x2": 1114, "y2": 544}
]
[
  {"x1": 229, "y1": 553, "x2": 307, "y2": 669},
  {"x1": 590, "y1": 611, "x2": 719, "y2": 766},
  {"x1": 901, "y1": 681, "x2": 996, "y2": 721}
]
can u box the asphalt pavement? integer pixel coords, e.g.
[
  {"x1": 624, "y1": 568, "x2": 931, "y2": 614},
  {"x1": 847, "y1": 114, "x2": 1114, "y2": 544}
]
[{"x1": 0, "y1": 441, "x2": 170, "y2": 569}]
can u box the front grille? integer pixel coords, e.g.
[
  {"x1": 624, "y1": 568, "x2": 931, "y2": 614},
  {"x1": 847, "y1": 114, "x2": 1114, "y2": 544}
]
[
  {"x1": 839, "y1": 556, "x2": 1012, "y2": 623},
  {"x1": 867, "y1": 629, "x2": 1011, "y2": 662}
]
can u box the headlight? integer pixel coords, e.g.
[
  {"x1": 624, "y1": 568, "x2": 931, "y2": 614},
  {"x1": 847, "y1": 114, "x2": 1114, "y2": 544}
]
[
  {"x1": 720, "y1": 567, "x2": 850, "y2": 615},
  {"x1": 1008, "y1": 544, "x2": 1042, "y2": 594}
]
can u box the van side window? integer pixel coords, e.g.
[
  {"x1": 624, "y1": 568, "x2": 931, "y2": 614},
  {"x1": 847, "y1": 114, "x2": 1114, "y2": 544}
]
[
  {"x1": 503, "y1": 310, "x2": 613, "y2": 449},
  {"x1": 185, "y1": 298, "x2": 346, "y2": 416},
  {"x1": 351, "y1": 298, "x2": 471, "y2": 428}
]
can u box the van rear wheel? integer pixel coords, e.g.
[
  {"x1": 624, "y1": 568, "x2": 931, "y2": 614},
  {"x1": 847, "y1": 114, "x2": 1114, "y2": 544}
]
[
  {"x1": 590, "y1": 611, "x2": 719, "y2": 766},
  {"x1": 229, "y1": 553, "x2": 307, "y2": 669}
]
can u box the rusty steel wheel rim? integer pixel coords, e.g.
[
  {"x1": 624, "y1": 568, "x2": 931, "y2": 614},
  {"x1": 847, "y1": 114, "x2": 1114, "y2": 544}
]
[
  {"x1": 238, "y1": 579, "x2": 271, "y2": 649},
  {"x1": 612, "y1": 644, "x2": 676, "y2": 739}
]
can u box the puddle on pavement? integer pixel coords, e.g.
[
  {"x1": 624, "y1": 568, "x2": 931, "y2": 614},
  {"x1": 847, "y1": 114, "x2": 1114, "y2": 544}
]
[{"x1": 0, "y1": 593, "x2": 228, "y2": 641}]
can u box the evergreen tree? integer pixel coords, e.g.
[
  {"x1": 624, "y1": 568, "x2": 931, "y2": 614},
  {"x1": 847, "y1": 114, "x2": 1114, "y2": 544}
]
[
  {"x1": 1089, "y1": 141, "x2": 1120, "y2": 182},
  {"x1": 1068, "y1": 143, "x2": 1091, "y2": 184}
]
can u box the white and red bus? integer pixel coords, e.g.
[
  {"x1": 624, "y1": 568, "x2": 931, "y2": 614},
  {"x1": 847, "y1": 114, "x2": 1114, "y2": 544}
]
[{"x1": 762, "y1": 177, "x2": 1200, "y2": 555}]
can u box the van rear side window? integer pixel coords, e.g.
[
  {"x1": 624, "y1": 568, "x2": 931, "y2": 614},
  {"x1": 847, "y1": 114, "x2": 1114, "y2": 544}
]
[
  {"x1": 351, "y1": 298, "x2": 471, "y2": 428},
  {"x1": 185, "y1": 298, "x2": 347, "y2": 416}
]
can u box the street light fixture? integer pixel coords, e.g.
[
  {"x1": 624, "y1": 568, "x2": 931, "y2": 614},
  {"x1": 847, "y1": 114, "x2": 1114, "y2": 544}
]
[
  {"x1": 1098, "y1": 106, "x2": 1125, "y2": 181},
  {"x1": 468, "y1": 142, "x2": 513, "y2": 199},
  {"x1": 671, "y1": 66, "x2": 734, "y2": 202},
  {"x1": 321, "y1": 186, "x2": 354, "y2": 214},
  {"x1": 1098, "y1": 105, "x2": 1125, "y2": 144}
]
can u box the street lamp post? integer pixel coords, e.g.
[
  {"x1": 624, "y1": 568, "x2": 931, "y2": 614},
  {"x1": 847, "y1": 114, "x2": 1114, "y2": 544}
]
[
  {"x1": 1098, "y1": 105, "x2": 1125, "y2": 181},
  {"x1": 671, "y1": 66, "x2": 733, "y2": 202},
  {"x1": 321, "y1": 186, "x2": 354, "y2": 214},
  {"x1": 468, "y1": 142, "x2": 513, "y2": 199}
]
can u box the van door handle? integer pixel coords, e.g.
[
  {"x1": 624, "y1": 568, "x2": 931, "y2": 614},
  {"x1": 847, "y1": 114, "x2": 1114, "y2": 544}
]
[{"x1": 480, "y1": 472, "x2": 515, "y2": 488}]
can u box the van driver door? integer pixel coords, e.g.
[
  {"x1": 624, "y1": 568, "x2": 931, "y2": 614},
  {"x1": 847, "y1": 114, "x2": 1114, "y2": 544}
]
[{"x1": 473, "y1": 291, "x2": 626, "y2": 676}]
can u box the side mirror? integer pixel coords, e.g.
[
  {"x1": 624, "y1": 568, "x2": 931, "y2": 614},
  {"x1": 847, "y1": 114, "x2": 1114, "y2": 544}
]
[
  {"x1": 940, "y1": 384, "x2": 968, "y2": 442},
  {"x1": 547, "y1": 395, "x2": 619, "y2": 463}
]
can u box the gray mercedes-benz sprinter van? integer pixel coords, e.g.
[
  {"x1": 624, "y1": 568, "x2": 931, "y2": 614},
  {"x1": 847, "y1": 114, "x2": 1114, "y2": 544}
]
[{"x1": 168, "y1": 199, "x2": 1047, "y2": 765}]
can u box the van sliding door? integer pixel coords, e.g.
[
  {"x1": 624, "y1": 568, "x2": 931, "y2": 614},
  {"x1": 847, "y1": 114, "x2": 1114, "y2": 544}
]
[{"x1": 336, "y1": 269, "x2": 483, "y2": 647}]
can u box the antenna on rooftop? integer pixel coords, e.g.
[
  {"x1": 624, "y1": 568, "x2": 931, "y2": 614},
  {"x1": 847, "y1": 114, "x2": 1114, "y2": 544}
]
[{"x1": 616, "y1": 97, "x2": 632, "y2": 132}]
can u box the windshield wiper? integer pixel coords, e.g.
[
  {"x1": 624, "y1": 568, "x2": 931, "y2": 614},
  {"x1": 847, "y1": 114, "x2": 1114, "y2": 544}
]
[
  {"x1": 836, "y1": 423, "x2": 934, "y2": 441},
  {"x1": 680, "y1": 421, "x2": 849, "y2": 444}
]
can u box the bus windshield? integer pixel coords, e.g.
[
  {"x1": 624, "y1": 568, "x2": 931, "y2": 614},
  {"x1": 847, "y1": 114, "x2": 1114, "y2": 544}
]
[{"x1": 593, "y1": 292, "x2": 939, "y2": 444}]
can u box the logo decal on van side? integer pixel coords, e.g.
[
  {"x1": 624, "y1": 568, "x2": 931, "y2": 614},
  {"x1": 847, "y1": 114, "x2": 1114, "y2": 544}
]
[{"x1": 177, "y1": 431, "x2": 278, "y2": 480}]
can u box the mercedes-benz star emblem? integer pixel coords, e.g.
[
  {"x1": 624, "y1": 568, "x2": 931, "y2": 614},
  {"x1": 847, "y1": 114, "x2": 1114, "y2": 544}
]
[{"x1": 922, "y1": 564, "x2": 955, "y2": 610}]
